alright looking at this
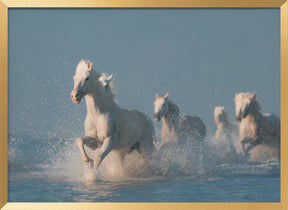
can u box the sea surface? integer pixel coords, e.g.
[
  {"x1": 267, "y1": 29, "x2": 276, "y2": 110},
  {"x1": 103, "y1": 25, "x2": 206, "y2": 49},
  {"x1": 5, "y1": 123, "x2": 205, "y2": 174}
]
[{"x1": 8, "y1": 134, "x2": 280, "y2": 202}]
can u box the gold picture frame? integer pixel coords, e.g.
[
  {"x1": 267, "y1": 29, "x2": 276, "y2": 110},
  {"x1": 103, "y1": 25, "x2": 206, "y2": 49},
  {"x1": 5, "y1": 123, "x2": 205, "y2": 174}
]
[{"x1": 0, "y1": 0, "x2": 287, "y2": 209}]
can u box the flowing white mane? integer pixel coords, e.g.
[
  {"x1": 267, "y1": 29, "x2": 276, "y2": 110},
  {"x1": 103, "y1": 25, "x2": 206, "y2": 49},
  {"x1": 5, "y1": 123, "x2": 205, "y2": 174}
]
[{"x1": 234, "y1": 92, "x2": 260, "y2": 118}]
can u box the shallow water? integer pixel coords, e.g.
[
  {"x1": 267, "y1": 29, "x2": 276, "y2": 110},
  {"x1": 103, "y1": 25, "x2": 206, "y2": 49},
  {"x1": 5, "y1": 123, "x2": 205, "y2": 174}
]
[
  {"x1": 9, "y1": 175, "x2": 280, "y2": 202},
  {"x1": 8, "y1": 134, "x2": 280, "y2": 202}
]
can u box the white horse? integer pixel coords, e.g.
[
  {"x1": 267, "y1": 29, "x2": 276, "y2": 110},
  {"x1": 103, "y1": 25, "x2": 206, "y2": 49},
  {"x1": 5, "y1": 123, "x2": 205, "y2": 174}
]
[
  {"x1": 234, "y1": 92, "x2": 280, "y2": 162},
  {"x1": 71, "y1": 60, "x2": 156, "y2": 169},
  {"x1": 154, "y1": 93, "x2": 206, "y2": 145},
  {"x1": 214, "y1": 106, "x2": 240, "y2": 153}
]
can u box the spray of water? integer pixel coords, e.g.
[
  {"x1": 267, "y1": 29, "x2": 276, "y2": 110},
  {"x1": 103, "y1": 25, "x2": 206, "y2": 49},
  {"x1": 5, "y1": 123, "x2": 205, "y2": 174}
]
[{"x1": 8, "y1": 128, "x2": 280, "y2": 184}]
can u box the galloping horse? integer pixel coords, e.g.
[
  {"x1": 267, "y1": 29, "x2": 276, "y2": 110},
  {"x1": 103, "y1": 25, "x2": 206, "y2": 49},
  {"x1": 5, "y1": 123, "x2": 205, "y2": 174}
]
[
  {"x1": 234, "y1": 92, "x2": 280, "y2": 162},
  {"x1": 214, "y1": 106, "x2": 240, "y2": 153},
  {"x1": 71, "y1": 60, "x2": 156, "y2": 169},
  {"x1": 153, "y1": 93, "x2": 206, "y2": 145}
]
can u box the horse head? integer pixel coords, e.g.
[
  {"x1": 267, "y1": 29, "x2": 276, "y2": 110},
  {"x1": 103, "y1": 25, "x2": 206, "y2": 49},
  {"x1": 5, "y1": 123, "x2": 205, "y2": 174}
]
[
  {"x1": 71, "y1": 60, "x2": 95, "y2": 104},
  {"x1": 234, "y1": 92, "x2": 260, "y2": 121},
  {"x1": 153, "y1": 92, "x2": 169, "y2": 121},
  {"x1": 214, "y1": 106, "x2": 227, "y2": 125}
]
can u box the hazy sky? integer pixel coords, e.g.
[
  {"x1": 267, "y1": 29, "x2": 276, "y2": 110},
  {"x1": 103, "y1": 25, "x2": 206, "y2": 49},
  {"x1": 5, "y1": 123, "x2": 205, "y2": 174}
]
[{"x1": 8, "y1": 9, "x2": 280, "y2": 138}]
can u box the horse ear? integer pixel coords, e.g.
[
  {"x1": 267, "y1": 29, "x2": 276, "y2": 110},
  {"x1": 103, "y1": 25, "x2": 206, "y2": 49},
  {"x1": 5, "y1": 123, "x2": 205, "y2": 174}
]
[
  {"x1": 87, "y1": 60, "x2": 92, "y2": 72},
  {"x1": 107, "y1": 74, "x2": 113, "y2": 81},
  {"x1": 252, "y1": 92, "x2": 257, "y2": 99},
  {"x1": 164, "y1": 92, "x2": 169, "y2": 98}
]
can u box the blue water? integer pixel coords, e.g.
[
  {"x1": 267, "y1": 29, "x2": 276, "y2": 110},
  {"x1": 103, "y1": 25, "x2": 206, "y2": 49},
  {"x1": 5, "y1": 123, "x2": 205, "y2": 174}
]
[
  {"x1": 8, "y1": 135, "x2": 280, "y2": 202},
  {"x1": 9, "y1": 175, "x2": 280, "y2": 202}
]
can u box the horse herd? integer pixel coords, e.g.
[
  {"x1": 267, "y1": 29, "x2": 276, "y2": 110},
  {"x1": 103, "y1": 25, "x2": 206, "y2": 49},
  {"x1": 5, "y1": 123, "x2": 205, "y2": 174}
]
[{"x1": 70, "y1": 60, "x2": 280, "y2": 170}]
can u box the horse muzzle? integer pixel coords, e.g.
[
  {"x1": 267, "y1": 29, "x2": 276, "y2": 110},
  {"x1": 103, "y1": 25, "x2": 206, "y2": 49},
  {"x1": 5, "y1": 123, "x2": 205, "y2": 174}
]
[
  {"x1": 235, "y1": 115, "x2": 241, "y2": 122},
  {"x1": 70, "y1": 90, "x2": 82, "y2": 104},
  {"x1": 154, "y1": 114, "x2": 160, "y2": 121}
]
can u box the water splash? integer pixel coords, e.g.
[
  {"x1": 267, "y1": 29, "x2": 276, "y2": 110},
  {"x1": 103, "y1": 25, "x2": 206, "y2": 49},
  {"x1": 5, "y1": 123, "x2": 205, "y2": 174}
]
[{"x1": 8, "y1": 130, "x2": 280, "y2": 184}]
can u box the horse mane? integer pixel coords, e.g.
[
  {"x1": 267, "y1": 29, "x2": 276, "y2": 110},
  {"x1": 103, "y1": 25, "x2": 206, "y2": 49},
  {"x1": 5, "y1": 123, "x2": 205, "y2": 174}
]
[
  {"x1": 239, "y1": 92, "x2": 261, "y2": 113},
  {"x1": 249, "y1": 94, "x2": 261, "y2": 113},
  {"x1": 105, "y1": 76, "x2": 118, "y2": 102},
  {"x1": 235, "y1": 92, "x2": 261, "y2": 121},
  {"x1": 167, "y1": 100, "x2": 180, "y2": 117}
]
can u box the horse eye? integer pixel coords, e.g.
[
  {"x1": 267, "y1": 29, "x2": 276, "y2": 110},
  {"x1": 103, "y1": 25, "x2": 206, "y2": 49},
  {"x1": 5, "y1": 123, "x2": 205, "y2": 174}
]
[{"x1": 85, "y1": 77, "x2": 89, "y2": 81}]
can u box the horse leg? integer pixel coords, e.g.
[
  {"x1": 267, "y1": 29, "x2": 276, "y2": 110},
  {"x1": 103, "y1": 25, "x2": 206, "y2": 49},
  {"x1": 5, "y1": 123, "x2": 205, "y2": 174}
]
[
  {"x1": 240, "y1": 137, "x2": 252, "y2": 156},
  {"x1": 138, "y1": 140, "x2": 155, "y2": 166},
  {"x1": 245, "y1": 138, "x2": 261, "y2": 156},
  {"x1": 90, "y1": 137, "x2": 113, "y2": 169},
  {"x1": 76, "y1": 137, "x2": 102, "y2": 162}
]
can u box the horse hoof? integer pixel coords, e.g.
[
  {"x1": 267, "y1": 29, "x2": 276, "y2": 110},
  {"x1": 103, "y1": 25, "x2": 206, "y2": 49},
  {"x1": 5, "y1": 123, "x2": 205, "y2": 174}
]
[{"x1": 83, "y1": 157, "x2": 90, "y2": 162}]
